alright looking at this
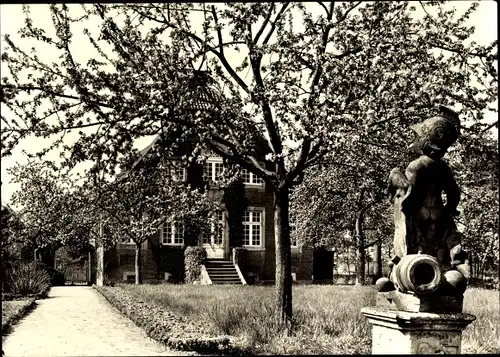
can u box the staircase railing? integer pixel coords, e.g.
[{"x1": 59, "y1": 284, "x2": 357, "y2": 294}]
[
  {"x1": 234, "y1": 262, "x2": 247, "y2": 285},
  {"x1": 200, "y1": 264, "x2": 212, "y2": 285}
]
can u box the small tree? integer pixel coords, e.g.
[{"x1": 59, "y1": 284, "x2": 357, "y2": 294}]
[
  {"x1": 95, "y1": 154, "x2": 214, "y2": 284},
  {"x1": 7, "y1": 160, "x2": 80, "y2": 263}
]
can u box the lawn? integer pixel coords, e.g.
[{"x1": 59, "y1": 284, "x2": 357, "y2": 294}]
[
  {"x1": 1, "y1": 298, "x2": 36, "y2": 339},
  {"x1": 119, "y1": 284, "x2": 499, "y2": 355}
]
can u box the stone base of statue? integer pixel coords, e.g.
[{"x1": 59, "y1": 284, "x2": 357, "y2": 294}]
[
  {"x1": 376, "y1": 290, "x2": 463, "y2": 313},
  {"x1": 361, "y1": 306, "x2": 475, "y2": 354}
]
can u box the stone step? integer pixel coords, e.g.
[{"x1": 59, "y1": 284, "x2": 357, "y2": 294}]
[
  {"x1": 213, "y1": 281, "x2": 242, "y2": 285},
  {"x1": 210, "y1": 276, "x2": 241, "y2": 280},
  {"x1": 208, "y1": 273, "x2": 240, "y2": 279}
]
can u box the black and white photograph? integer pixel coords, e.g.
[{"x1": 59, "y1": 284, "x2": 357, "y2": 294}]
[{"x1": 1, "y1": 2, "x2": 498, "y2": 355}]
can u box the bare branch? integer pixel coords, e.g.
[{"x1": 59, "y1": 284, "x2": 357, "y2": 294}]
[
  {"x1": 263, "y1": 2, "x2": 290, "y2": 45},
  {"x1": 2, "y1": 84, "x2": 113, "y2": 108},
  {"x1": 317, "y1": 2, "x2": 330, "y2": 16},
  {"x1": 254, "y1": 3, "x2": 275, "y2": 44}
]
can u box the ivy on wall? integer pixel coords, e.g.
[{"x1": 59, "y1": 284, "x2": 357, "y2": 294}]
[{"x1": 184, "y1": 246, "x2": 207, "y2": 284}]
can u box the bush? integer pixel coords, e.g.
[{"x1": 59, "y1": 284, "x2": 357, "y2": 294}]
[
  {"x1": 184, "y1": 247, "x2": 207, "y2": 284},
  {"x1": 6, "y1": 262, "x2": 51, "y2": 298},
  {"x1": 94, "y1": 285, "x2": 238, "y2": 354}
]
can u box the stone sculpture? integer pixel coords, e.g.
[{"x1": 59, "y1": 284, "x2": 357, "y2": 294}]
[{"x1": 376, "y1": 106, "x2": 469, "y2": 313}]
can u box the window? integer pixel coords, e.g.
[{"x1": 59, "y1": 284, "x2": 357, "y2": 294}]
[
  {"x1": 241, "y1": 169, "x2": 263, "y2": 185},
  {"x1": 204, "y1": 159, "x2": 224, "y2": 183},
  {"x1": 243, "y1": 209, "x2": 263, "y2": 247},
  {"x1": 202, "y1": 210, "x2": 224, "y2": 245},
  {"x1": 169, "y1": 161, "x2": 186, "y2": 181},
  {"x1": 160, "y1": 221, "x2": 184, "y2": 245}
]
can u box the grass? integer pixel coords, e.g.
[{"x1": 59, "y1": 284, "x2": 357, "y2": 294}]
[
  {"x1": 1, "y1": 298, "x2": 36, "y2": 339},
  {"x1": 119, "y1": 283, "x2": 500, "y2": 355},
  {"x1": 462, "y1": 287, "x2": 500, "y2": 354},
  {"x1": 120, "y1": 284, "x2": 374, "y2": 354}
]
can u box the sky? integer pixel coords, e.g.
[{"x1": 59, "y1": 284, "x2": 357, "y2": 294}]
[{"x1": 0, "y1": 2, "x2": 498, "y2": 205}]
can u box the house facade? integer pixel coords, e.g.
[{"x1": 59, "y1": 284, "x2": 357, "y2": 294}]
[
  {"x1": 95, "y1": 70, "x2": 317, "y2": 285},
  {"x1": 99, "y1": 140, "x2": 315, "y2": 285}
]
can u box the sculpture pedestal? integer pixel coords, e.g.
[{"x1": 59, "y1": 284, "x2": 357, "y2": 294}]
[
  {"x1": 361, "y1": 306, "x2": 475, "y2": 354},
  {"x1": 377, "y1": 290, "x2": 464, "y2": 313}
]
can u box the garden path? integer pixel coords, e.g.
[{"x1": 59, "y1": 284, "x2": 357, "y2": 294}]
[{"x1": 2, "y1": 286, "x2": 197, "y2": 356}]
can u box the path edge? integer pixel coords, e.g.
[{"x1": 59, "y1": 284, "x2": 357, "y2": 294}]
[{"x1": 93, "y1": 284, "x2": 251, "y2": 356}]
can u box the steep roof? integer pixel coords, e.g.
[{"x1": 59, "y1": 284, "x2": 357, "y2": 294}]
[{"x1": 118, "y1": 71, "x2": 222, "y2": 179}]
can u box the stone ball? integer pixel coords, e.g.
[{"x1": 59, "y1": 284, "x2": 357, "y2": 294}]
[
  {"x1": 375, "y1": 277, "x2": 395, "y2": 292},
  {"x1": 444, "y1": 270, "x2": 467, "y2": 295}
]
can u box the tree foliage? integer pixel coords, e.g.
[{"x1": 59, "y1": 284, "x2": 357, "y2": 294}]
[
  {"x1": 449, "y1": 132, "x2": 499, "y2": 279},
  {"x1": 88, "y1": 153, "x2": 216, "y2": 284},
  {"x1": 1, "y1": 1, "x2": 497, "y2": 326},
  {"x1": 7, "y1": 160, "x2": 81, "y2": 257}
]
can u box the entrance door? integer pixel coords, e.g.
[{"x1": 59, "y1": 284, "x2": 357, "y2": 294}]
[{"x1": 202, "y1": 210, "x2": 225, "y2": 259}]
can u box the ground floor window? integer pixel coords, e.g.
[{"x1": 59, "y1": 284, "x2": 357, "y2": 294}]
[
  {"x1": 160, "y1": 221, "x2": 184, "y2": 245},
  {"x1": 243, "y1": 209, "x2": 263, "y2": 247},
  {"x1": 202, "y1": 210, "x2": 224, "y2": 245}
]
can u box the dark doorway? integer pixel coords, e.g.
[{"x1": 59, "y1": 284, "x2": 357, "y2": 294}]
[{"x1": 313, "y1": 247, "x2": 334, "y2": 283}]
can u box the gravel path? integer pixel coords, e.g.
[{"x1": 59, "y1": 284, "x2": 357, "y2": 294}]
[{"x1": 2, "y1": 286, "x2": 197, "y2": 356}]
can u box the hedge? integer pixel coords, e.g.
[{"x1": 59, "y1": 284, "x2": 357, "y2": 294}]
[
  {"x1": 2, "y1": 298, "x2": 37, "y2": 336},
  {"x1": 94, "y1": 285, "x2": 247, "y2": 354},
  {"x1": 184, "y1": 246, "x2": 207, "y2": 284}
]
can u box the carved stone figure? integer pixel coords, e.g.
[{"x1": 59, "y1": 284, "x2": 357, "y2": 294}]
[{"x1": 377, "y1": 106, "x2": 469, "y2": 311}]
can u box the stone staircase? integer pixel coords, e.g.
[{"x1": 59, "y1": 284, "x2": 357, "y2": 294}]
[{"x1": 204, "y1": 259, "x2": 243, "y2": 285}]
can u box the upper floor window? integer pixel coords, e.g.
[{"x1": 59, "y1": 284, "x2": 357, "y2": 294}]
[
  {"x1": 204, "y1": 159, "x2": 224, "y2": 183},
  {"x1": 241, "y1": 169, "x2": 264, "y2": 185},
  {"x1": 243, "y1": 209, "x2": 263, "y2": 247},
  {"x1": 160, "y1": 221, "x2": 184, "y2": 245}
]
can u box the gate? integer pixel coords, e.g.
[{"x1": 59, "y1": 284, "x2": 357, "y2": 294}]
[{"x1": 59, "y1": 260, "x2": 91, "y2": 285}]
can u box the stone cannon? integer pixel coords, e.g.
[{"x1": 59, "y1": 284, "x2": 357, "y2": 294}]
[{"x1": 390, "y1": 254, "x2": 442, "y2": 295}]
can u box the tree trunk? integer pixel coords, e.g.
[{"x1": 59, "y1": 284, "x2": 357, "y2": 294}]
[
  {"x1": 135, "y1": 242, "x2": 143, "y2": 285},
  {"x1": 274, "y1": 186, "x2": 293, "y2": 332},
  {"x1": 355, "y1": 210, "x2": 366, "y2": 286},
  {"x1": 374, "y1": 240, "x2": 382, "y2": 279}
]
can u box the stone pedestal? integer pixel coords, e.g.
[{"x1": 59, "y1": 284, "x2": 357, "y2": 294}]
[{"x1": 361, "y1": 306, "x2": 475, "y2": 354}]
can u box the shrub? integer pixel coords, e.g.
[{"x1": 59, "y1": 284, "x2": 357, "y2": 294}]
[
  {"x1": 184, "y1": 247, "x2": 207, "y2": 284},
  {"x1": 94, "y1": 285, "x2": 238, "y2": 354},
  {"x1": 6, "y1": 262, "x2": 51, "y2": 297}
]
